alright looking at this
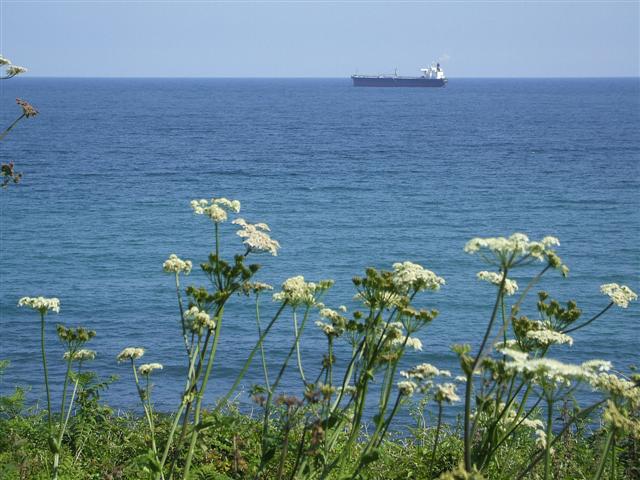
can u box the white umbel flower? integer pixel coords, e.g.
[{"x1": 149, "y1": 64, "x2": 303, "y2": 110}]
[
  {"x1": 6, "y1": 65, "x2": 27, "y2": 76},
  {"x1": 190, "y1": 197, "x2": 240, "y2": 223},
  {"x1": 138, "y1": 363, "x2": 163, "y2": 375},
  {"x1": 273, "y1": 276, "x2": 319, "y2": 307},
  {"x1": 63, "y1": 349, "x2": 96, "y2": 362},
  {"x1": 185, "y1": 306, "x2": 216, "y2": 331},
  {"x1": 392, "y1": 261, "x2": 445, "y2": 293},
  {"x1": 18, "y1": 296, "x2": 60, "y2": 313},
  {"x1": 233, "y1": 218, "x2": 280, "y2": 256},
  {"x1": 527, "y1": 328, "x2": 574, "y2": 347},
  {"x1": 435, "y1": 383, "x2": 460, "y2": 403},
  {"x1": 397, "y1": 380, "x2": 418, "y2": 396},
  {"x1": 477, "y1": 271, "x2": 519, "y2": 296},
  {"x1": 163, "y1": 254, "x2": 192, "y2": 274},
  {"x1": 600, "y1": 283, "x2": 637, "y2": 308},
  {"x1": 117, "y1": 347, "x2": 145, "y2": 362}
]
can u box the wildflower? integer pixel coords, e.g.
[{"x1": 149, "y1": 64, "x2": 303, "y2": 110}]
[
  {"x1": 185, "y1": 306, "x2": 216, "y2": 332},
  {"x1": 600, "y1": 283, "x2": 637, "y2": 308},
  {"x1": 315, "y1": 320, "x2": 337, "y2": 336},
  {"x1": 581, "y1": 360, "x2": 612, "y2": 373},
  {"x1": 521, "y1": 418, "x2": 544, "y2": 430},
  {"x1": 338, "y1": 305, "x2": 347, "y2": 313},
  {"x1": 497, "y1": 347, "x2": 529, "y2": 363},
  {"x1": 590, "y1": 373, "x2": 639, "y2": 405},
  {"x1": 392, "y1": 261, "x2": 445, "y2": 293},
  {"x1": 506, "y1": 357, "x2": 593, "y2": 387},
  {"x1": 117, "y1": 347, "x2": 145, "y2": 362},
  {"x1": 273, "y1": 276, "x2": 332, "y2": 307},
  {"x1": 391, "y1": 335, "x2": 423, "y2": 351},
  {"x1": 242, "y1": 281, "x2": 273, "y2": 295},
  {"x1": 190, "y1": 197, "x2": 240, "y2": 223},
  {"x1": 233, "y1": 218, "x2": 280, "y2": 256},
  {"x1": 16, "y1": 98, "x2": 38, "y2": 118},
  {"x1": 455, "y1": 375, "x2": 467, "y2": 383},
  {"x1": 163, "y1": 254, "x2": 192, "y2": 274},
  {"x1": 63, "y1": 349, "x2": 96, "y2": 362},
  {"x1": 435, "y1": 383, "x2": 460, "y2": 403},
  {"x1": 464, "y1": 233, "x2": 566, "y2": 272},
  {"x1": 602, "y1": 400, "x2": 640, "y2": 437},
  {"x1": 476, "y1": 271, "x2": 518, "y2": 296},
  {"x1": 526, "y1": 328, "x2": 573, "y2": 346},
  {"x1": 138, "y1": 363, "x2": 163, "y2": 376},
  {"x1": 6, "y1": 65, "x2": 27, "y2": 77},
  {"x1": 0, "y1": 55, "x2": 10, "y2": 65},
  {"x1": 397, "y1": 380, "x2": 417, "y2": 396},
  {"x1": 535, "y1": 429, "x2": 548, "y2": 449},
  {"x1": 17, "y1": 296, "x2": 60, "y2": 314},
  {"x1": 401, "y1": 363, "x2": 447, "y2": 380}
]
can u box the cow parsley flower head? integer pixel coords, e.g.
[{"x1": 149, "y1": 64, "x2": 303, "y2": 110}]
[
  {"x1": 392, "y1": 261, "x2": 445, "y2": 293},
  {"x1": 6, "y1": 65, "x2": 27, "y2": 77},
  {"x1": 391, "y1": 336, "x2": 423, "y2": 351},
  {"x1": 397, "y1": 380, "x2": 418, "y2": 396},
  {"x1": 190, "y1": 197, "x2": 240, "y2": 223},
  {"x1": 315, "y1": 320, "x2": 337, "y2": 336},
  {"x1": 477, "y1": 271, "x2": 519, "y2": 296},
  {"x1": 600, "y1": 283, "x2": 637, "y2": 308},
  {"x1": 0, "y1": 55, "x2": 10, "y2": 66},
  {"x1": 163, "y1": 254, "x2": 192, "y2": 275},
  {"x1": 18, "y1": 296, "x2": 60, "y2": 314},
  {"x1": 465, "y1": 233, "x2": 565, "y2": 271},
  {"x1": 401, "y1": 363, "x2": 449, "y2": 380},
  {"x1": 581, "y1": 360, "x2": 612, "y2": 373},
  {"x1": 185, "y1": 306, "x2": 216, "y2": 332},
  {"x1": 506, "y1": 357, "x2": 593, "y2": 387},
  {"x1": 273, "y1": 276, "x2": 332, "y2": 307},
  {"x1": 63, "y1": 349, "x2": 96, "y2": 362},
  {"x1": 526, "y1": 328, "x2": 574, "y2": 347},
  {"x1": 233, "y1": 218, "x2": 280, "y2": 256},
  {"x1": 117, "y1": 347, "x2": 145, "y2": 362},
  {"x1": 138, "y1": 363, "x2": 163, "y2": 376},
  {"x1": 435, "y1": 383, "x2": 460, "y2": 403}
]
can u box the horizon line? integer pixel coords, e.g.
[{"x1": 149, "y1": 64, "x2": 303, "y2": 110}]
[{"x1": 11, "y1": 75, "x2": 640, "y2": 80}]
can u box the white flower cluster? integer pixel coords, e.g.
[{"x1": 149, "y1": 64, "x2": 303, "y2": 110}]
[
  {"x1": 1, "y1": 56, "x2": 28, "y2": 77},
  {"x1": 435, "y1": 382, "x2": 460, "y2": 403},
  {"x1": 397, "y1": 380, "x2": 418, "y2": 396},
  {"x1": 6, "y1": 65, "x2": 27, "y2": 76},
  {"x1": 273, "y1": 276, "x2": 322, "y2": 307},
  {"x1": 476, "y1": 271, "x2": 519, "y2": 296},
  {"x1": 465, "y1": 233, "x2": 563, "y2": 269},
  {"x1": 190, "y1": 197, "x2": 240, "y2": 223},
  {"x1": 63, "y1": 349, "x2": 96, "y2": 362},
  {"x1": 138, "y1": 363, "x2": 163, "y2": 375},
  {"x1": 504, "y1": 354, "x2": 597, "y2": 387},
  {"x1": 400, "y1": 363, "x2": 451, "y2": 380},
  {"x1": 391, "y1": 335, "x2": 423, "y2": 351},
  {"x1": 526, "y1": 328, "x2": 574, "y2": 347},
  {"x1": 354, "y1": 290, "x2": 404, "y2": 309},
  {"x1": 600, "y1": 283, "x2": 637, "y2": 308},
  {"x1": 233, "y1": 218, "x2": 280, "y2": 256},
  {"x1": 392, "y1": 261, "x2": 445, "y2": 293},
  {"x1": 163, "y1": 254, "x2": 192, "y2": 274},
  {"x1": 117, "y1": 347, "x2": 145, "y2": 362},
  {"x1": 185, "y1": 306, "x2": 216, "y2": 332},
  {"x1": 315, "y1": 320, "x2": 337, "y2": 336},
  {"x1": 18, "y1": 296, "x2": 61, "y2": 313}
]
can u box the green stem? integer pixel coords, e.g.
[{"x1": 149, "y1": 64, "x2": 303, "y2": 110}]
[
  {"x1": 0, "y1": 113, "x2": 25, "y2": 141},
  {"x1": 40, "y1": 312, "x2": 52, "y2": 433},
  {"x1": 430, "y1": 402, "x2": 444, "y2": 479},
  {"x1": 563, "y1": 302, "x2": 614, "y2": 334},
  {"x1": 183, "y1": 309, "x2": 224, "y2": 479},
  {"x1": 255, "y1": 293, "x2": 271, "y2": 391},
  {"x1": 464, "y1": 267, "x2": 509, "y2": 471},
  {"x1": 175, "y1": 273, "x2": 190, "y2": 356},
  {"x1": 293, "y1": 308, "x2": 307, "y2": 384},
  {"x1": 544, "y1": 398, "x2": 553, "y2": 480},
  {"x1": 593, "y1": 429, "x2": 615, "y2": 480}
]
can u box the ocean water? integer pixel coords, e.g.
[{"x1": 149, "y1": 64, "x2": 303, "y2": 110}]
[{"x1": 0, "y1": 78, "x2": 638, "y2": 421}]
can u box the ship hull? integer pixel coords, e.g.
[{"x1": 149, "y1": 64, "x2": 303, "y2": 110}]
[{"x1": 351, "y1": 76, "x2": 447, "y2": 87}]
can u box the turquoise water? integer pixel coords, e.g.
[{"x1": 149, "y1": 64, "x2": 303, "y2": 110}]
[{"x1": 0, "y1": 78, "x2": 638, "y2": 417}]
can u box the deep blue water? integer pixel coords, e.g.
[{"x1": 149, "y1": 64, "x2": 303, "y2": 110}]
[{"x1": 0, "y1": 78, "x2": 638, "y2": 422}]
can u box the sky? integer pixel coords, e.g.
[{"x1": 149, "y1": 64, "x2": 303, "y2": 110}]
[{"x1": 0, "y1": 1, "x2": 638, "y2": 78}]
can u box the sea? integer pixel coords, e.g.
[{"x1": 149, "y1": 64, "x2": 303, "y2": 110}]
[{"x1": 0, "y1": 78, "x2": 638, "y2": 425}]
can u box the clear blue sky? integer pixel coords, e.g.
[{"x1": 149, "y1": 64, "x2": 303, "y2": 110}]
[{"x1": 1, "y1": 1, "x2": 638, "y2": 77}]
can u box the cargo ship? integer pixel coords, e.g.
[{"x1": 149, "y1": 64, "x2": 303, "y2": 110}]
[{"x1": 351, "y1": 63, "x2": 447, "y2": 87}]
